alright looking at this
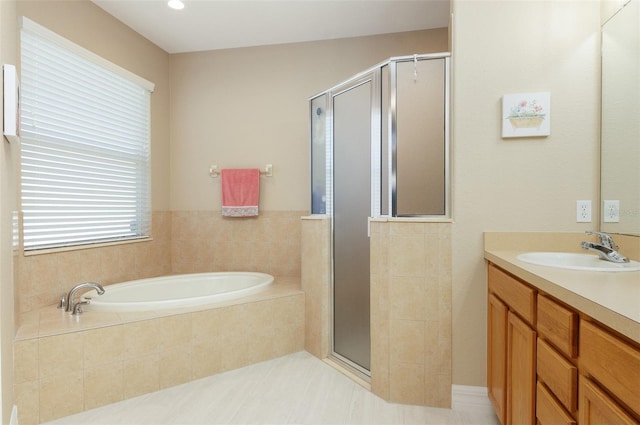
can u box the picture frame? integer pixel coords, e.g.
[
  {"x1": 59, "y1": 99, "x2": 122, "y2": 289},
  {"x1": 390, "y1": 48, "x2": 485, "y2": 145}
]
[{"x1": 502, "y1": 92, "x2": 550, "y2": 138}]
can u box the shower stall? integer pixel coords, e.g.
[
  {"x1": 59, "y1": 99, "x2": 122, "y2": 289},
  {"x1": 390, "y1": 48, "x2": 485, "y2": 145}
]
[{"x1": 310, "y1": 53, "x2": 451, "y2": 377}]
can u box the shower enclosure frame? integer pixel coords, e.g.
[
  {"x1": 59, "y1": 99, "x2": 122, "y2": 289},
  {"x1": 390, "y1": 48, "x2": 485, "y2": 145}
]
[{"x1": 309, "y1": 52, "x2": 451, "y2": 381}]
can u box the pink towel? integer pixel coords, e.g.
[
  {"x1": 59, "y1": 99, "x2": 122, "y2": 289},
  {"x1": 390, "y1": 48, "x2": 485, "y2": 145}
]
[{"x1": 221, "y1": 168, "x2": 260, "y2": 217}]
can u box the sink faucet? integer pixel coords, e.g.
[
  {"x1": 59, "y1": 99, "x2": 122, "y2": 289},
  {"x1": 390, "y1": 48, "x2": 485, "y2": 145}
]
[
  {"x1": 64, "y1": 282, "x2": 105, "y2": 313},
  {"x1": 581, "y1": 231, "x2": 629, "y2": 263}
]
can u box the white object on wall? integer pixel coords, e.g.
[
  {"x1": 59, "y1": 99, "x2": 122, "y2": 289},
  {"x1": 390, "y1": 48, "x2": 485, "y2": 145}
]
[
  {"x1": 3, "y1": 64, "x2": 20, "y2": 143},
  {"x1": 502, "y1": 92, "x2": 551, "y2": 138}
]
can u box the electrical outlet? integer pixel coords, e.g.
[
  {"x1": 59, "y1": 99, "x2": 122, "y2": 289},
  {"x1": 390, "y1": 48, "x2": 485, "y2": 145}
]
[
  {"x1": 577, "y1": 200, "x2": 592, "y2": 222},
  {"x1": 603, "y1": 200, "x2": 620, "y2": 222}
]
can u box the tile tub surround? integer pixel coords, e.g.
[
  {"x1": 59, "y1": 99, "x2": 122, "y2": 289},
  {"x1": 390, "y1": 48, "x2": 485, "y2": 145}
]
[
  {"x1": 370, "y1": 219, "x2": 452, "y2": 408},
  {"x1": 13, "y1": 282, "x2": 304, "y2": 425},
  {"x1": 171, "y1": 210, "x2": 304, "y2": 277},
  {"x1": 16, "y1": 211, "x2": 172, "y2": 314},
  {"x1": 16, "y1": 210, "x2": 305, "y2": 315}
]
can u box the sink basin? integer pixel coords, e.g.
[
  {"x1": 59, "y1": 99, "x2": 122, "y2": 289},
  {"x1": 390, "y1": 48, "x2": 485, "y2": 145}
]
[{"x1": 516, "y1": 252, "x2": 640, "y2": 272}]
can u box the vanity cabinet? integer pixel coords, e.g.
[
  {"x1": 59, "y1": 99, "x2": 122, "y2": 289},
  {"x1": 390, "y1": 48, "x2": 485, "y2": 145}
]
[{"x1": 487, "y1": 262, "x2": 640, "y2": 425}]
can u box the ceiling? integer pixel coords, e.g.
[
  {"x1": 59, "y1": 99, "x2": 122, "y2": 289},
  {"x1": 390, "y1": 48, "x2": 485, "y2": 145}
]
[{"x1": 91, "y1": 0, "x2": 450, "y2": 54}]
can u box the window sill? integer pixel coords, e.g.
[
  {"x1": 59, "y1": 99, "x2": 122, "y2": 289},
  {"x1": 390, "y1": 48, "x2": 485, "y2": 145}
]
[{"x1": 23, "y1": 237, "x2": 153, "y2": 257}]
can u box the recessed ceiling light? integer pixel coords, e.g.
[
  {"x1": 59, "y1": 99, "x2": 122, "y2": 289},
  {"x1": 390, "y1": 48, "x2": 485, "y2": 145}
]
[{"x1": 168, "y1": 0, "x2": 184, "y2": 10}]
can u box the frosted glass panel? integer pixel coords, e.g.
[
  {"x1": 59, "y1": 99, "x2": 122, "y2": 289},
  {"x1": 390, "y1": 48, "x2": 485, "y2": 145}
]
[
  {"x1": 333, "y1": 80, "x2": 371, "y2": 371},
  {"x1": 395, "y1": 59, "x2": 446, "y2": 216}
]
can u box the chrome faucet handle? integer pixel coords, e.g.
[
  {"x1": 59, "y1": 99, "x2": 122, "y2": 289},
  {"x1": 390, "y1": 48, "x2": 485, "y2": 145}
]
[
  {"x1": 585, "y1": 231, "x2": 618, "y2": 250},
  {"x1": 72, "y1": 300, "x2": 90, "y2": 315},
  {"x1": 57, "y1": 293, "x2": 67, "y2": 310}
]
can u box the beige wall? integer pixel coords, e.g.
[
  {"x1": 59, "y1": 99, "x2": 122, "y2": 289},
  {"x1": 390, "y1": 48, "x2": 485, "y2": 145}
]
[
  {"x1": 169, "y1": 29, "x2": 448, "y2": 211},
  {"x1": 450, "y1": 0, "x2": 601, "y2": 386},
  {"x1": 0, "y1": 0, "x2": 18, "y2": 421}
]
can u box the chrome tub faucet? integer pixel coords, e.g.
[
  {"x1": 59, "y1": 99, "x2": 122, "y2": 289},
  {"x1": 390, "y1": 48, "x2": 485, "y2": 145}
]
[
  {"x1": 59, "y1": 282, "x2": 105, "y2": 314},
  {"x1": 581, "y1": 231, "x2": 629, "y2": 263}
]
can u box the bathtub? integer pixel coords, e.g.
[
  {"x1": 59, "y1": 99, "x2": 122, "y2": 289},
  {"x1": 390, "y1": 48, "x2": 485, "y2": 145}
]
[{"x1": 82, "y1": 272, "x2": 274, "y2": 312}]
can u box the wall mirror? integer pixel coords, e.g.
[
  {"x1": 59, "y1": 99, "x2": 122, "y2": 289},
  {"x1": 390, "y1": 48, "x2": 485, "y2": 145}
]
[{"x1": 600, "y1": 0, "x2": 639, "y2": 236}]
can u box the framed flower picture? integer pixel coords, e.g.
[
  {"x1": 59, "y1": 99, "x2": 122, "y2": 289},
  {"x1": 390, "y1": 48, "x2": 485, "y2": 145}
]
[{"x1": 502, "y1": 92, "x2": 550, "y2": 138}]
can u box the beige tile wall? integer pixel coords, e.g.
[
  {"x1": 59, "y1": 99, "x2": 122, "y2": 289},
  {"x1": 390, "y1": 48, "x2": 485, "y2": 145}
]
[
  {"x1": 16, "y1": 210, "x2": 305, "y2": 315},
  {"x1": 370, "y1": 220, "x2": 452, "y2": 408},
  {"x1": 16, "y1": 212, "x2": 172, "y2": 314},
  {"x1": 300, "y1": 216, "x2": 330, "y2": 358},
  {"x1": 13, "y1": 294, "x2": 305, "y2": 425},
  {"x1": 370, "y1": 221, "x2": 391, "y2": 400},
  {"x1": 171, "y1": 211, "x2": 304, "y2": 277}
]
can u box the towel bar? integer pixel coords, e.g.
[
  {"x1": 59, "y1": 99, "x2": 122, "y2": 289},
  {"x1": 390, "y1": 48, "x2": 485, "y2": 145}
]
[{"x1": 209, "y1": 164, "x2": 273, "y2": 178}]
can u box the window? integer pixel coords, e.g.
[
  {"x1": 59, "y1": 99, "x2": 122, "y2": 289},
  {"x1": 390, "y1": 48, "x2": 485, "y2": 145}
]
[{"x1": 20, "y1": 18, "x2": 154, "y2": 251}]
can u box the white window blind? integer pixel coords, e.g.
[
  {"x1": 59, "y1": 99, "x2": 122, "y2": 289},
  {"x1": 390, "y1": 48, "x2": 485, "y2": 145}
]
[{"x1": 20, "y1": 20, "x2": 153, "y2": 251}]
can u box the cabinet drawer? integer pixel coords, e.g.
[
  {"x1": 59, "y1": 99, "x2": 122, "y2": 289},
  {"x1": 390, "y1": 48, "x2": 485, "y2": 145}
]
[
  {"x1": 536, "y1": 382, "x2": 576, "y2": 425},
  {"x1": 578, "y1": 376, "x2": 639, "y2": 425},
  {"x1": 537, "y1": 338, "x2": 577, "y2": 414},
  {"x1": 580, "y1": 319, "x2": 640, "y2": 416},
  {"x1": 488, "y1": 264, "x2": 535, "y2": 325},
  {"x1": 537, "y1": 294, "x2": 578, "y2": 358}
]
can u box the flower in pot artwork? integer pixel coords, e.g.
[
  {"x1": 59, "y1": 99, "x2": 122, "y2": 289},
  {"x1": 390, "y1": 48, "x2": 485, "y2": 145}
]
[{"x1": 502, "y1": 92, "x2": 550, "y2": 138}]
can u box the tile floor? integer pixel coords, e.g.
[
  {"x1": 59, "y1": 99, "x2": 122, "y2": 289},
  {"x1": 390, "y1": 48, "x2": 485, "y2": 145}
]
[{"x1": 44, "y1": 351, "x2": 499, "y2": 425}]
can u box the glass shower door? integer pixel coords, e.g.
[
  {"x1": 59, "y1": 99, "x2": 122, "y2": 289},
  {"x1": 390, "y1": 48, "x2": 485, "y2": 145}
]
[{"x1": 332, "y1": 77, "x2": 373, "y2": 373}]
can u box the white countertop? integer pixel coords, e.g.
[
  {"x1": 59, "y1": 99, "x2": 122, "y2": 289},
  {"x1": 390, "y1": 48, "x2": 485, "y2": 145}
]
[{"x1": 485, "y1": 249, "x2": 640, "y2": 344}]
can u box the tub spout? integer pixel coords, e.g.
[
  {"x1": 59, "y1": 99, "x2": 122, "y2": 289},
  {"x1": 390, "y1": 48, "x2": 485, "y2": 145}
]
[{"x1": 66, "y1": 282, "x2": 105, "y2": 313}]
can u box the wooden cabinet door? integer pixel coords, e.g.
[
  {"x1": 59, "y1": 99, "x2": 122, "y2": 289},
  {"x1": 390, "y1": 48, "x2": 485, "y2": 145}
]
[
  {"x1": 507, "y1": 311, "x2": 536, "y2": 425},
  {"x1": 579, "y1": 376, "x2": 639, "y2": 425},
  {"x1": 488, "y1": 294, "x2": 508, "y2": 424}
]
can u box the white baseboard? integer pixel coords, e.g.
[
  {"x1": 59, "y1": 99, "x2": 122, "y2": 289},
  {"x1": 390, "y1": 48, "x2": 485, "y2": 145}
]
[{"x1": 451, "y1": 385, "x2": 495, "y2": 415}]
